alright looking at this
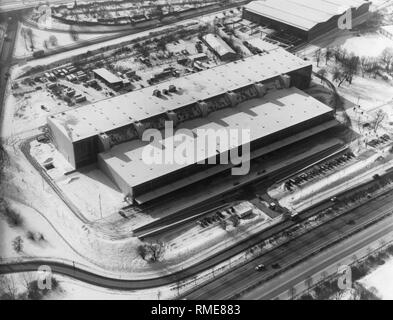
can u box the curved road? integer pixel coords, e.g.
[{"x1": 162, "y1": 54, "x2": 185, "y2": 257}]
[
  {"x1": 0, "y1": 204, "x2": 322, "y2": 290},
  {"x1": 1, "y1": 188, "x2": 393, "y2": 293}
]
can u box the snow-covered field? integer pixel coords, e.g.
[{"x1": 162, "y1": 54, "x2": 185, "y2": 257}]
[
  {"x1": 14, "y1": 23, "x2": 121, "y2": 59},
  {"x1": 0, "y1": 199, "x2": 81, "y2": 263},
  {"x1": 157, "y1": 203, "x2": 273, "y2": 265},
  {"x1": 2, "y1": 90, "x2": 68, "y2": 138},
  {"x1": 1, "y1": 141, "x2": 283, "y2": 279},
  {"x1": 360, "y1": 257, "x2": 393, "y2": 299},
  {"x1": 340, "y1": 33, "x2": 393, "y2": 58},
  {"x1": 303, "y1": 32, "x2": 393, "y2": 116}
]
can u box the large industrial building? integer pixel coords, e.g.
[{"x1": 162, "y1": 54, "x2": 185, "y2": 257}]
[
  {"x1": 243, "y1": 0, "x2": 371, "y2": 41},
  {"x1": 48, "y1": 44, "x2": 337, "y2": 203}
]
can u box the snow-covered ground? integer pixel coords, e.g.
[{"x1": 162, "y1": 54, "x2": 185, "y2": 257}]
[
  {"x1": 0, "y1": 199, "x2": 81, "y2": 263},
  {"x1": 12, "y1": 7, "x2": 239, "y2": 70},
  {"x1": 1, "y1": 140, "x2": 283, "y2": 279},
  {"x1": 156, "y1": 202, "x2": 273, "y2": 265},
  {"x1": 302, "y1": 32, "x2": 393, "y2": 115},
  {"x1": 2, "y1": 90, "x2": 68, "y2": 138},
  {"x1": 14, "y1": 23, "x2": 121, "y2": 59},
  {"x1": 360, "y1": 257, "x2": 393, "y2": 299}
]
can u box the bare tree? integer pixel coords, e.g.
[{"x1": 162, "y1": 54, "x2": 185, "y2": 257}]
[
  {"x1": 139, "y1": 242, "x2": 165, "y2": 263},
  {"x1": 332, "y1": 53, "x2": 359, "y2": 87},
  {"x1": 0, "y1": 275, "x2": 18, "y2": 299},
  {"x1": 149, "y1": 241, "x2": 165, "y2": 262},
  {"x1": 20, "y1": 272, "x2": 33, "y2": 297},
  {"x1": 380, "y1": 47, "x2": 393, "y2": 72},
  {"x1": 373, "y1": 109, "x2": 386, "y2": 132},
  {"x1": 317, "y1": 68, "x2": 327, "y2": 82},
  {"x1": 332, "y1": 67, "x2": 346, "y2": 87},
  {"x1": 314, "y1": 49, "x2": 322, "y2": 67},
  {"x1": 324, "y1": 47, "x2": 332, "y2": 65},
  {"x1": 360, "y1": 56, "x2": 369, "y2": 77}
]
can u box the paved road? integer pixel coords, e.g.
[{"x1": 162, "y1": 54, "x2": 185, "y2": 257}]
[
  {"x1": 181, "y1": 191, "x2": 393, "y2": 300},
  {"x1": 1, "y1": 188, "x2": 392, "y2": 293},
  {"x1": 243, "y1": 218, "x2": 393, "y2": 300},
  {"x1": 0, "y1": 200, "x2": 326, "y2": 289}
]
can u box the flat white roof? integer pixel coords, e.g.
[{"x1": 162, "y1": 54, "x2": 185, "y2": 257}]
[
  {"x1": 245, "y1": 0, "x2": 369, "y2": 31},
  {"x1": 135, "y1": 120, "x2": 339, "y2": 204},
  {"x1": 93, "y1": 68, "x2": 123, "y2": 84},
  {"x1": 202, "y1": 34, "x2": 236, "y2": 57},
  {"x1": 49, "y1": 47, "x2": 311, "y2": 142},
  {"x1": 99, "y1": 87, "x2": 332, "y2": 189}
]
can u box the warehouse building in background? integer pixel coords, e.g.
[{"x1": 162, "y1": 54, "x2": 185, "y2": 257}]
[{"x1": 243, "y1": 0, "x2": 371, "y2": 41}]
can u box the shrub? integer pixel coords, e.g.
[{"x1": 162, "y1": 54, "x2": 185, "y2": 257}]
[
  {"x1": 138, "y1": 242, "x2": 165, "y2": 263},
  {"x1": 26, "y1": 231, "x2": 45, "y2": 243},
  {"x1": 299, "y1": 293, "x2": 314, "y2": 300},
  {"x1": 12, "y1": 236, "x2": 23, "y2": 253}
]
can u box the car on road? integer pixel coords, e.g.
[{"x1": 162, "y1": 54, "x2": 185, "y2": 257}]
[{"x1": 255, "y1": 263, "x2": 266, "y2": 271}]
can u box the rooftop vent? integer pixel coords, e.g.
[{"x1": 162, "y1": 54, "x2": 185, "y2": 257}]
[{"x1": 153, "y1": 89, "x2": 161, "y2": 97}]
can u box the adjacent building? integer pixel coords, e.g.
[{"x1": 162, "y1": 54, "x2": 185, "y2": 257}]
[
  {"x1": 93, "y1": 68, "x2": 123, "y2": 90},
  {"x1": 202, "y1": 34, "x2": 237, "y2": 60},
  {"x1": 243, "y1": 0, "x2": 371, "y2": 41}
]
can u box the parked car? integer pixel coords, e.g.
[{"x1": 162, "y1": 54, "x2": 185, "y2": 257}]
[{"x1": 255, "y1": 263, "x2": 266, "y2": 271}]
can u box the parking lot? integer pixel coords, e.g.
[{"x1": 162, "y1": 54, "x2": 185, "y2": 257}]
[
  {"x1": 366, "y1": 134, "x2": 391, "y2": 148},
  {"x1": 283, "y1": 150, "x2": 356, "y2": 192}
]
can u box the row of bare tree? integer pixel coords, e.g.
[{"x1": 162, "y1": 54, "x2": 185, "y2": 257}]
[{"x1": 315, "y1": 46, "x2": 393, "y2": 87}]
